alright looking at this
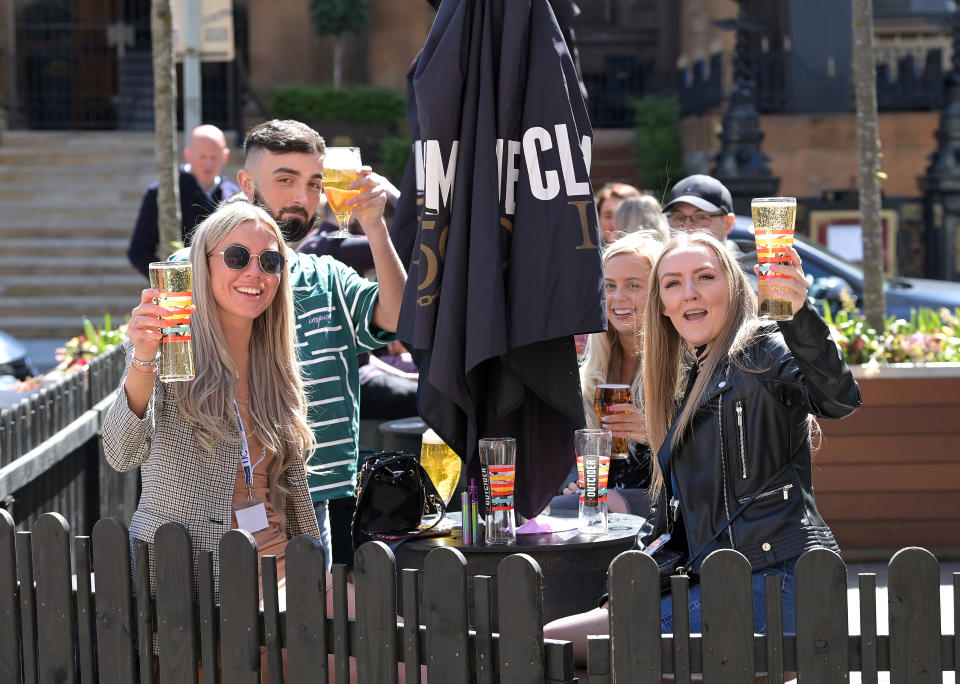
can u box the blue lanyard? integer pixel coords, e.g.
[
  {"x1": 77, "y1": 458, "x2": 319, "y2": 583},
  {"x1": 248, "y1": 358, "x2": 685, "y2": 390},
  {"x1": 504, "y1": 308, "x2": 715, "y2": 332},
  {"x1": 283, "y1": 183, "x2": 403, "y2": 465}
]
[{"x1": 233, "y1": 401, "x2": 265, "y2": 487}]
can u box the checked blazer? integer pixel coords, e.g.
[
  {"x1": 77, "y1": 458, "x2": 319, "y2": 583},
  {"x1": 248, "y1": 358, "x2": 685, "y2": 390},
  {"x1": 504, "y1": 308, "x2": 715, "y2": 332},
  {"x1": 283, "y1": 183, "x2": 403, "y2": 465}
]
[{"x1": 102, "y1": 346, "x2": 320, "y2": 601}]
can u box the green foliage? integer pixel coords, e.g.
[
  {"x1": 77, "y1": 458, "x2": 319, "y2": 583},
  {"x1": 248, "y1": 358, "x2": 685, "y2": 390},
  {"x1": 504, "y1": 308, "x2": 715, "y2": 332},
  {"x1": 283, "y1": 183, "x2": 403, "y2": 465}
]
[
  {"x1": 823, "y1": 299, "x2": 960, "y2": 366},
  {"x1": 272, "y1": 84, "x2": 405, "y2": 128},
  {"x1": 309, "y1": 0, "x2": 368, "y2": 37},
  {"x1": 378, "y1": 136, "x2": 412, "y2": 181},
  {"x1": 57, "y1": 315, "x2": 128, "y2": 372},
  {"x1": 631, "y1": 96, "x2": 686, "y2": 202}
]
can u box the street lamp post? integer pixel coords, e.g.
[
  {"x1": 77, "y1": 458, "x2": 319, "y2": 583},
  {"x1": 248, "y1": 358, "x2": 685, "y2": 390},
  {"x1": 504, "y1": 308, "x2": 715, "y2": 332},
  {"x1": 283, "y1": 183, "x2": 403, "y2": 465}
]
[
  {"x1": 711, "y1": 0, "x2": 779, "y2": 215},
  {"x1": 920, "y1": 2, "x2": 960, "y2": 281}
]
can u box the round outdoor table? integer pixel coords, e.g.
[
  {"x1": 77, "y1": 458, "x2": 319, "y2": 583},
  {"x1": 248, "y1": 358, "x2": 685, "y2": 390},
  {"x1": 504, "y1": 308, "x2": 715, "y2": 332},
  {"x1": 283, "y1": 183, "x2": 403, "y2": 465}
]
[
  {"x1": 377, "y1": 416, "x2": 427, "y2": 453},
  {"x1": 393, "y1": 511, "x2": 644, "y2": 627}
]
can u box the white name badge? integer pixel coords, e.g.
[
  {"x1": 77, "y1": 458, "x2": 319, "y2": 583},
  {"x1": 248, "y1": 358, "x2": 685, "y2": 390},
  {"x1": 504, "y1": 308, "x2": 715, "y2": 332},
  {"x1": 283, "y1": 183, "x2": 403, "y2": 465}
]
[{"x1": 235, "y1": 502, "x2": 269, "y2": 533}]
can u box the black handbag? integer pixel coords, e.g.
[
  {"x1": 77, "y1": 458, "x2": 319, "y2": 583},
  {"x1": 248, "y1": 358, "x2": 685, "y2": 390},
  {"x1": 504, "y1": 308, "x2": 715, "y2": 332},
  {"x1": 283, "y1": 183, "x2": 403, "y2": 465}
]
[{"x1": 351, "y1": 450, "x2": 446, "y2": 550}]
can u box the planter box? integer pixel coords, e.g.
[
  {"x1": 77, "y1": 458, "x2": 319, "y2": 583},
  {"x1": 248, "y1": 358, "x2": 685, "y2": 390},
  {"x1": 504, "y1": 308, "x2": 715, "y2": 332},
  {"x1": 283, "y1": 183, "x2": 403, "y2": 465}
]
[{"x1": 813, "y1": 363, "x2": 960, "y2": 560}]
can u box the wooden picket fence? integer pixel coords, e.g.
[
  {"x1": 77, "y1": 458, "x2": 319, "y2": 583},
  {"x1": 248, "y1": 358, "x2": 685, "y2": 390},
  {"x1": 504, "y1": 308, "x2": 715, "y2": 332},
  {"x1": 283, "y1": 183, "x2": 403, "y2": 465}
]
[{"x1": 1, "y1": 510, "x2": 958, "y2": 683}]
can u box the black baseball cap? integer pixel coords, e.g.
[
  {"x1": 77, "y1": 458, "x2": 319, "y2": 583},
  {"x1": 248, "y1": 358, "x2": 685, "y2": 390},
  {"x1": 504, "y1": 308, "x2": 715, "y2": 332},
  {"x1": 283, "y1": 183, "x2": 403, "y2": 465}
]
[{"x1": 663, "y1": 175, "x2": 733, "y2": 215}]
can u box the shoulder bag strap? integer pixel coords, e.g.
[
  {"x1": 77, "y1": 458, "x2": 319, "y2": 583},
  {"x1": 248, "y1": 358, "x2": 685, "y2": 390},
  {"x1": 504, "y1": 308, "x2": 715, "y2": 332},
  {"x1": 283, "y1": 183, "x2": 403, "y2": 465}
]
[
  {"x1": 414, "y1": 459, "x2": 447, "y2": 530},
  {"x1": 682, "y1": 459, "x2": 793, "y2": 572}
]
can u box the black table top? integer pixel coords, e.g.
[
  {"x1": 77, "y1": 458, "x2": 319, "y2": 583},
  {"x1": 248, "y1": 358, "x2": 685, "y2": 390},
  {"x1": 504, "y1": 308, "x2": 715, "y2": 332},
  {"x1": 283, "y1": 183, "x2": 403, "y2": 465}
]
[
  {"x1": 399, "y1": 510, "x2": 645, "y2": 554},
  {"x1": 377, "y1": 416, "x2": 427, "y2": 435}
]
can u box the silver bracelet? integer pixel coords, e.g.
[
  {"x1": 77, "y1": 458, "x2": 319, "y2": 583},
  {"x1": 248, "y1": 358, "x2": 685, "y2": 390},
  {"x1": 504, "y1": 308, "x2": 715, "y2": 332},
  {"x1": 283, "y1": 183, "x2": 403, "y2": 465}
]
[{"x1": 131, "y1": 356, "x2": 157, "y2": 369}]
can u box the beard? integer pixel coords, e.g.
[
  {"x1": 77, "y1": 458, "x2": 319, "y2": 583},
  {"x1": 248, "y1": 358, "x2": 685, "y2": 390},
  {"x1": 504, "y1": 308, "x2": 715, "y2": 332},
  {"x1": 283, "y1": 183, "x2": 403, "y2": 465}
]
[{"x1": 252, "y1": 189, "x2": 317, "y2": 243}]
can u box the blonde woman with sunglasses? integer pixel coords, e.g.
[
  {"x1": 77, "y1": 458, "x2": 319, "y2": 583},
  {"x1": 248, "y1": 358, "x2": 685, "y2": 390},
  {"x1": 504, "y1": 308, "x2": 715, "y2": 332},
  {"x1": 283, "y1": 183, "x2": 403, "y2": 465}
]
[{"x1": 104, "y1": 201, "x2": 362, "y2": 677}]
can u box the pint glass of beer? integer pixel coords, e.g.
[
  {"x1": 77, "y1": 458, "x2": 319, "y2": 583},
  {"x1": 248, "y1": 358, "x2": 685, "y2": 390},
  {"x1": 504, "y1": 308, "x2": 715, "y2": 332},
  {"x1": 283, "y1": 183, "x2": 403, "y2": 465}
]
[
  {"x1": 420, "y1": 428, "x2": 461, "y2": 505},
  {"x1": 575, "y1": 428, "x2": 612, "y2": 535},
  {"x1": 323, "y1": 146, "x2": 363, "y2": 238},
  {"x1": 478, "y1": 437, "x2": 517, "y2": 545},
  {"x1": 752, "y1": 197, "x2": 798, "y2": 321},
  {"x1": 148, "y1": 261, "x2": 195, "y2": 382},
  {"x1": 594, "y1": 384, "x2": 632, "y2": 459}
]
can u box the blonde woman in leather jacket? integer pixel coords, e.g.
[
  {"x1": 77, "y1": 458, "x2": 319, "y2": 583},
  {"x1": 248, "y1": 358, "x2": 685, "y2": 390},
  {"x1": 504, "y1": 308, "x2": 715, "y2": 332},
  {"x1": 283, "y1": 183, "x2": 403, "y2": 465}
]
[
  {"x1": 643, "y1": 231, "x2": 861, "y2": 633},
  {"x1": 546, "y1": 231, "x2": 861, "y2": 670}
]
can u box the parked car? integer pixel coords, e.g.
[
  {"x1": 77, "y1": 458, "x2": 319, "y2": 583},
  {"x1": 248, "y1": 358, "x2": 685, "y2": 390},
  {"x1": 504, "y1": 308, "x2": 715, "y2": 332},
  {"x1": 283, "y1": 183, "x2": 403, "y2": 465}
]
[
  {"x1": 730, "y1": 219, "x2": 960, "y2": 319},
  {"x1": 0, "y1": 330, "x2": 39, "y2": 381}
]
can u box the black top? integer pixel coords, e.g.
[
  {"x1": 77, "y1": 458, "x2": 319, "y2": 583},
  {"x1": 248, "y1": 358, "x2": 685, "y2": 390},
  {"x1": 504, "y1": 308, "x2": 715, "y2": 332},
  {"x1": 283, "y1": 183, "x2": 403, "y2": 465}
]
[{"x1": 127, "y1": 166, "x2": 241, "y2": 278}]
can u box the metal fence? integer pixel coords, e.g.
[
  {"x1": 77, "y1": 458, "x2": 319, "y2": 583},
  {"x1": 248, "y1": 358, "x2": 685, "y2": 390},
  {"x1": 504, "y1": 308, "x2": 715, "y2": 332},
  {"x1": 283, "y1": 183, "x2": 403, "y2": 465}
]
[
  {"x1": 0, "y1": 346, "x2": 135, "y2": 535},
  {"x1": 2, "y1": 510, "x2": 957, "y2": 683},
  {"x1": 676, "y1": 46, "x2": 948, "y2": 118}
]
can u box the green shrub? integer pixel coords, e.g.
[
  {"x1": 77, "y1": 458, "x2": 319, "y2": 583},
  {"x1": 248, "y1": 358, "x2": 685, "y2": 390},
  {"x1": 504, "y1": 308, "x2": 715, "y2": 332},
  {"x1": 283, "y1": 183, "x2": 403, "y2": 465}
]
[
  {"x1": 272, "y1": 84, "x2": 405, "y2": 128},
  {"x1": 631, "y1": 96, "x2": 686, "y2": 202},
  {"x1": 378, "y1": 136, "x2": 412, "y2": 182},
  {"x1": 309, "y1": 0, "x2": 368, "y2": 37}
]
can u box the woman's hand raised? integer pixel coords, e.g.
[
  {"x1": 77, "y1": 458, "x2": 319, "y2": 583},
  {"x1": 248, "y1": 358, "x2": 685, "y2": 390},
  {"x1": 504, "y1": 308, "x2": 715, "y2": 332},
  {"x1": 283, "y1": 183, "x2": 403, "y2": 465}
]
[
  {"x1": 127, "y1": 289, "x2": 173, "y2": 364},
  {"x1": 755, "y1": 245, "x2": 809, "y2": 321}
]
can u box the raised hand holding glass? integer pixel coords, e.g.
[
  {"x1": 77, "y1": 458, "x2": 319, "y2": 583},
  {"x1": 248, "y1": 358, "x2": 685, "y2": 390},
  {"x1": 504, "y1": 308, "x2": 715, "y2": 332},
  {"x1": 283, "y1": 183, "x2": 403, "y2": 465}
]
[{"x1": 323, "y1": 146, "x2": 363, "y2": 238}]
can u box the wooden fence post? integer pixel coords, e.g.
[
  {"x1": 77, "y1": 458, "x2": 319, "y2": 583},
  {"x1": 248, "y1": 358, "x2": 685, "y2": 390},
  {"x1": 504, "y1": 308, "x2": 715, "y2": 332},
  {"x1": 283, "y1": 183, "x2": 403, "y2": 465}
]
[
  {"x1": 764, "y1": 572, "x2": 785, "y2": 684},
  {"x1": 608, "y1": 549, "x2": 661, "y2": 682},
  {"x1": 795, "y1": 547, "x2": 848, "y2": 683},
  {"x1": 155, "y1": 522, "x2": 199, "y2": 683},
  {"x1": 16, "y1": 530, "x2": 37, "y2": 684},
  {"x1": 354, "y1": 540, "x2": 400, "y2": 684},
  {"x1": 197, "y1": 550, "x2": 218, "y2": 680},
  {"x1": 219, "y1": 529, "x2": 260, "y2": 683},
  {"x1": 401, "y1": 567, "x2": 423, "y2": 684},
  {"x1": 261, "y1": 555, "x2": 283, "y2": 683},
  {"x1": 34, "y1": 513, "x2": 76, "y2": 684},
  {"x1": 888, "y1": 547, "x2": 941, "y2": 684},
  {"x1": 0, "y1": 509, "x2": 21, "y2": 683},
  {"x1": 75, "y1": 536, "x2": 97, "y2": 682},
  {"x1": 474, "y1": 574, "x2": 496, "y2": 684},
  {"x1": 701, "y1": 549, "x2": 754, "y2": 683},
  {"x1": 92, "y1": 518, "x2": 137, "y2": 681},
  {"x1": 858, "y1": 572, "x2": 879, "y2": 684},
  {"x1": 423, "y1": 546, "x2": 469, "y2": 683},
  {"x1": 285, "y1": 534, "x2": 329, "y2": 681},
  {"x1": 135, "y1": 539, "x2": 155, "y2": 684},
  {"x1": 497, "y1": 553, "x2": 545, "y2": 684}
]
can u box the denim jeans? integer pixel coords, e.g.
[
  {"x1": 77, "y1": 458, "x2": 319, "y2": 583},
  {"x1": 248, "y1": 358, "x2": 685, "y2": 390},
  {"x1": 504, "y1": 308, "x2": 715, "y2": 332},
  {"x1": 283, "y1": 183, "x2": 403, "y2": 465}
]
[
  {"x1": 660, "y1": 557, "x2": 797, "y2": 633},
  {"x1": 313, "y1": 499, "x2": 333, "y2": 573}
]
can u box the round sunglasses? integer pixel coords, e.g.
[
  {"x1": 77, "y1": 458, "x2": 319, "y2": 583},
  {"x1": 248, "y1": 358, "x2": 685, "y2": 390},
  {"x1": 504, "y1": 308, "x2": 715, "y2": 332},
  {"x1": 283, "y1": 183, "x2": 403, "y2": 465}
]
[{"x1": 210, "y1": 244, "x2": 286, "y2": 275}]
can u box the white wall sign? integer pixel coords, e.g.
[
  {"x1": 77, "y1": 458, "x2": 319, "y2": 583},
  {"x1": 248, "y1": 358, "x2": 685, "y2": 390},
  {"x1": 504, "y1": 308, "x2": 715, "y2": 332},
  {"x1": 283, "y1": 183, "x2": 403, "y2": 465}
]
[
  {"x1": 826, "y1": 223, "x2": 864, "y2": 262},
  {"x1": 173, "y1": 0, "x2": 235, "y2": 63}
]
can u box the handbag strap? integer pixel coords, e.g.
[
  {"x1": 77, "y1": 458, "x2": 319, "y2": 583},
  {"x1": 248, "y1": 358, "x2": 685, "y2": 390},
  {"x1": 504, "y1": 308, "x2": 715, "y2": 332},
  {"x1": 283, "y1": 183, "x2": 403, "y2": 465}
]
[
  {"x1": 680, "y1": 459, "x2": 792, "y2": 572},
  {"x1": 351, "y1": 451, "x2": 448, "y2": 549},
  {"x1": 417, "y1": 464, "x2": 447, "y2": 528}
]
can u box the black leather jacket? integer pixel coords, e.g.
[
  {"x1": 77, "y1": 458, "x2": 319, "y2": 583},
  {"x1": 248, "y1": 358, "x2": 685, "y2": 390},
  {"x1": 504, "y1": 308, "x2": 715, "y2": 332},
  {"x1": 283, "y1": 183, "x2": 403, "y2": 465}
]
[{"x1": 654, "y1": 301, "x2": 862, "y2": 571}]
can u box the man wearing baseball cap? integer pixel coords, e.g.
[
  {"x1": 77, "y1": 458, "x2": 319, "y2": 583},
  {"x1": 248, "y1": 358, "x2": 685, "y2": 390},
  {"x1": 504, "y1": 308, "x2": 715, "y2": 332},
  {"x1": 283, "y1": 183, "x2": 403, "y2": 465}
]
[{"x1": 662, "y1": 174, "x2": 758, "y2": 287}]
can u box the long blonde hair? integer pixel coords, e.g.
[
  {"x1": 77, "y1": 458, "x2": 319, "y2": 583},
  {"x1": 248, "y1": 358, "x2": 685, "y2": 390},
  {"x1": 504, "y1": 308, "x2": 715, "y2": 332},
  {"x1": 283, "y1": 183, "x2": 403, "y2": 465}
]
[
  {"x1": 581, "y1": 233, "x2": 663, "y2": 426},
  {"x1": 643, "y1": 232, "x2": 758, "y2": 497},
  {"x1": 175, "y1": 201, "x2": 314, "y2": 491}
]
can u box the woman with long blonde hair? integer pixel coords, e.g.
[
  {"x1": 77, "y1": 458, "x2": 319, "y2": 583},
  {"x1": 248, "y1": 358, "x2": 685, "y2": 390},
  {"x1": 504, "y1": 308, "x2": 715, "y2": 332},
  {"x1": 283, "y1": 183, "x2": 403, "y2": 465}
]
[
  {"x1": 104, "y1": 200, "x2": 320, "y2": 605},
  {"x1": 556, "y1": 232, "x2": 662, "y2": 515},
  {"x1": 547, "y1": 231, "x2": 861, "y2": 673}
]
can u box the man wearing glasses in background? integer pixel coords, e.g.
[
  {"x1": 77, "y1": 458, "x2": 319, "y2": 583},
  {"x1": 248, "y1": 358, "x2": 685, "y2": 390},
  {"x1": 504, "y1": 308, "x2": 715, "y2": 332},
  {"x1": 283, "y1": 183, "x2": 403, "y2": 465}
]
[{"x1": 662, "y1": 173, "x2": 758, "y2": 289}]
